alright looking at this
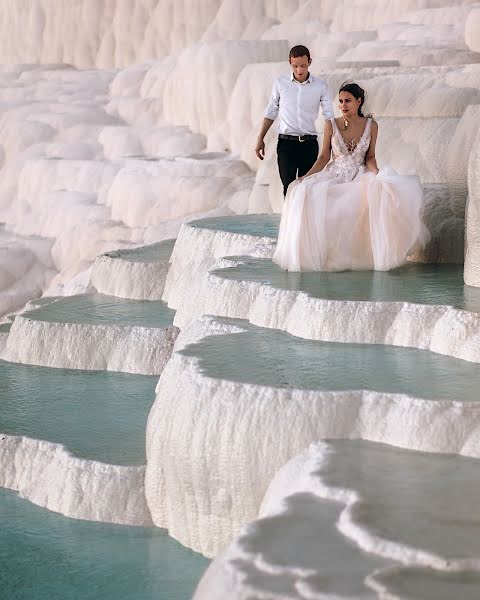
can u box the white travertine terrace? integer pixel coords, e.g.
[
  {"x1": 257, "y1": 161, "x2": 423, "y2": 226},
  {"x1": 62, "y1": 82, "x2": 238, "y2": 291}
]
[
  {"x1": 0, "y1": 1, "x2": 479, "y2": 597},
  {"x1": 161, "y1": 40, "x2": 289, "y2": 149},
  {"x1": 162, "y1": 222, "x2": 276, "y2": 309},
  {"x1": 0, "y1": 0, "x2": 478, "y2": 313},
  {"x1": 145, "y1": 316, "x2": 480, "y2": 557},
  {"x1": 464, "y1": 125, "x2": 480, "y2": 286},
  {"x1": 89, "y1": 240, "x2": 175, "y2": 300},
  {"x1": 0, "y1": 230, "x2": 55, "y2": 317},
  {"x1": 0, "y1": 1, "x2": 222, "y2": 68},
  {"x1": 466, "y1": 8, "x2": 480, "y2": 53},
  {"x1": 0, "y1": 435, "x2": 152, "y2": 526},
  {"x1": 171, "y1": 254, "x2": 480, "y2": 363},
  {"x1": 2, "y1": 314, "x2": 178, "y2": 375},
  {"x1": 194, "y1": 440, "x2": 480, "y2": 599}
]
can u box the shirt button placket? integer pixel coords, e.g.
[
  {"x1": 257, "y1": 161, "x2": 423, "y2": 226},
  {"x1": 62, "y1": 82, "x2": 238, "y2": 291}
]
[{"x1": 297, "y1": 84, "x2": 303, "y2": 133}]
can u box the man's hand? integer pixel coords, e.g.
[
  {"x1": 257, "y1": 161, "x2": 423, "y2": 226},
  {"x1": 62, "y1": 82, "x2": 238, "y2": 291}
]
[{"x1": 255, "y1": 139, "x2": 265, "y2": 160}]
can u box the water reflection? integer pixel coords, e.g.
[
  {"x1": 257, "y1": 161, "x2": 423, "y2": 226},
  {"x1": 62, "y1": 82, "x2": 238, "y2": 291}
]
[
  {"x1": 0, "y1": 488, "x2": 209, "y2": 600},
  {"x1": 21, "y1": 294, "x2": 175, "y2": 327},
  {"x1": 180, "y1": 325, "x2": 480, "y2": 401},
  {"x1": 214, "y1": 258, "x2": 480, "y2": 312}
]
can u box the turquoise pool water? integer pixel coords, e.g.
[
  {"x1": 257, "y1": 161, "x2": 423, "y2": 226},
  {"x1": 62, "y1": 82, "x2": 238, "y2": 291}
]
[
  {"x1": 21, "y1": 294, "x2": 175, "y2": 328},
  {"x1": 213, "y1": 257, "x2": 480, "y2": 312},
  {"x1": 0, "y1": 488, "x2": 209, "y2": 600},
  {"x1": 180, "y1": 320, "x2": 480, "y2": 401},
  {"x1": 0, "y1": 359, "x2": 156, "y2": 464},
  {"x1": 190, "y1": 214, "x2": 280, "y2": 239},
  {"x1": 104, "y1": 239, "x2": 175, "y2": 263}
]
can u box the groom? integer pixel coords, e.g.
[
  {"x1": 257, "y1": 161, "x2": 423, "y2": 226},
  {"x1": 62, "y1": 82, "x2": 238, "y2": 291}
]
[{"x1": 255, "y1": 45, "x2": 334, "y2": 196}]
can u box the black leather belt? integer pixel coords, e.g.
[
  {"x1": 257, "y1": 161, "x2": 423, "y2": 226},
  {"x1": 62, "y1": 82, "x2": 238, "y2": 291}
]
[{"x1": 278, "y1": 133, "x2": 317, "y2": 142}]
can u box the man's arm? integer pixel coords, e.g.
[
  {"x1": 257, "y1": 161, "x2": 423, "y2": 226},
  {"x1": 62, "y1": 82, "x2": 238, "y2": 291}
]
[
  {"x1": 255, "y1": 118, "x2": 274, "y2": 160},
  {"x1": 256, "y1": 79, "x2": 280, "y2": 160},
  {"x1": 319, "y1": 81, "x2": 334, "y2": 121}
]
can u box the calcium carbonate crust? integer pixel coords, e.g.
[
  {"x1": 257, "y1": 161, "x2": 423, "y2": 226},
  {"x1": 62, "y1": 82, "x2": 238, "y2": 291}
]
[
  {"x1": 193, "y1": 440, "x2": 480, "y2": 599},
  {"x1": 89, "y1": 251, "x2": 171, "y2": 300},
  {"x1": 464, "y1": 125, "x2": 480, "y2": 286},
  {"x1": 0, "y1": 434, "x2": 152, "y2": 526},
  {"x1": 145, "y1": 316, "x2": 480, "y2": 557},
  {"x1": 162, "y1": 221, "x2": 275, "y2": 308},
  {"x1": 2, "y1": 316, "x2": 178, "y2": 375},
  {"x1": 172, "y1": 257, "x2": 480, "y2": 363}
]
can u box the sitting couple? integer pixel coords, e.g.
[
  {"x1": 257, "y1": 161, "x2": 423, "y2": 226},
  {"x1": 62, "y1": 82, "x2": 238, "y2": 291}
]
[{"x1": 255, "y1": 45, "x2": 429, "y2": 272}]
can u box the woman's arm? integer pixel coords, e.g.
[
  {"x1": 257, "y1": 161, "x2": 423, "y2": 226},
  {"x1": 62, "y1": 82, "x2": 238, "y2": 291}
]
[
  {"x1": 365, "y1": 120, "x2": 379, "y2": 174},
  {"x1": 300, "y1": 120, "x2": 333, "y2": 178}
]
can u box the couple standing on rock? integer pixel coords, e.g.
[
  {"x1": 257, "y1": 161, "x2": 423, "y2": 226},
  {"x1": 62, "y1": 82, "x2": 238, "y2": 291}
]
[{"x1": 256, "y1": 45, "x2": 429, "y2": 273}]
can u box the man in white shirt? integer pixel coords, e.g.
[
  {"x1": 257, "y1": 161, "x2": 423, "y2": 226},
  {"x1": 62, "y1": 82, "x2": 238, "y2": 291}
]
[{"x1": 255, "y1": 45, "x2": 334, "y2": 196}]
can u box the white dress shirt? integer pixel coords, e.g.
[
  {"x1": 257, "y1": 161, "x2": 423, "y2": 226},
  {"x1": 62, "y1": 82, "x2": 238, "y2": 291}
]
[{"x1": 264, "y1": 72, "x2": 334, "y2": 135}]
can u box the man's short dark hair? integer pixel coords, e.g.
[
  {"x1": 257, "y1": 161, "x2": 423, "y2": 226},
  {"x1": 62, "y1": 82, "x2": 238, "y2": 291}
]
[{"x1": 289, "y1": 45, "x2": 311, "y2": 61}]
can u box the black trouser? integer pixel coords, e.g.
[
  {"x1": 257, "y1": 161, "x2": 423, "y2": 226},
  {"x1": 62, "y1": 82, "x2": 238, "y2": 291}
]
[{"x1": 277, "y1": 137, "x2": 319, "y2": 196}]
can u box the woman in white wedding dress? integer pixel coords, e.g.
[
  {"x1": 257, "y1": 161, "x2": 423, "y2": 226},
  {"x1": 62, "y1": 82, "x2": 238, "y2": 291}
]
[{"x1": 272, "y1": 82, "x2": 429, "y2": 272}]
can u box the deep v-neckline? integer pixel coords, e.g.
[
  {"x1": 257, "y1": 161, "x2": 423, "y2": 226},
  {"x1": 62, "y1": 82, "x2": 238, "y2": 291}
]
[{"x1": 333, "y1": 117, "x2": 370, "y2": 153}]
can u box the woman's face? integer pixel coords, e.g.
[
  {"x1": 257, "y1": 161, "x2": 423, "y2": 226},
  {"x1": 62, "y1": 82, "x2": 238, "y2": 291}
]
[{"x1": 339, "y1": 91, "x2": 361, "y2": 118}]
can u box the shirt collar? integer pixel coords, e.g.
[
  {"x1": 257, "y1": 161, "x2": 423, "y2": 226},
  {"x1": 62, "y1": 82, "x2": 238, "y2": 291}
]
[{"x1": 291, "y1": 72, "x2": 312, "y2": 84}]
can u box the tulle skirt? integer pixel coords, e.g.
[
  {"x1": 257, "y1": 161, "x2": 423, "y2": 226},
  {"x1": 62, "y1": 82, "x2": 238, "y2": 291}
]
[{"x1": 272, "y1": 166, "x2": 430, "y2": 272}]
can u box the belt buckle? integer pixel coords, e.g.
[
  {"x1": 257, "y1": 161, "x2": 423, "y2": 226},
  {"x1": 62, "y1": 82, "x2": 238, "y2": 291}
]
[{"x1": 298, "y1": 134, "x2": 305, "y2": 143}]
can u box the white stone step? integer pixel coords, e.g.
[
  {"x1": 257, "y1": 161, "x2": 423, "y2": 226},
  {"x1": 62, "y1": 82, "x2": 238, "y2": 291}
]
[
  {"x1": 89, "y1": 239, "x2": 175, "y2": 300},
  {"x1": 195, "y1": 439, "x2": 480, "y2": 599},
  {"x1": 2, "y1": 293, "x2": 178, "y2": 374},
  {"x1": 0, "y1": 358, "x2": 158, "y2": 525},
  {"x1": 145, "y1": 315, "x2": 480, "y2": 557}
]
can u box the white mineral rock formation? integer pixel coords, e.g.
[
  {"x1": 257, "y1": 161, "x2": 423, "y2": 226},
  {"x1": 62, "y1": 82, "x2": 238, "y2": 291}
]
[
  {"x1": 2, "y1": 312, "x2": 178, "y2": 375},
  {"x1": 0, "y1": 6, "x2": 478, "y2": 593},
  {"x1": 145, "y1": 316, "x2": 480, "y2": 557},
  {"x1": 162, "y1": 221, "x2": 276, "y2": 310},
  {"x1": 0, "y1": 434, "x2": 152, "y2": 526},
  {"x1": 464, "y1": 124, "x2": 480, "y2": 287},
  {"x1": 174, "y1": 255, "x2": 480, "y2": 363},
  {"x1": 194, "y1": 440, "x2": 480, "y2": 599},
  {"x1": 466, "y1": 8, "x2": 480, "y2": 52},
  {"x1": 89, "y1": 240, "x2": 175, "y2": 300},
  {"x1": 0, "y1": 0, "x2": 478, "y2": 313}
]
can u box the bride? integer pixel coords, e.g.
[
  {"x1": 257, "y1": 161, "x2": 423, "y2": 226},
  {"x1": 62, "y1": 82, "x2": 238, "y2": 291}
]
[{"x1": 272, "y1": 82, "x2": 429, "y2": 272}]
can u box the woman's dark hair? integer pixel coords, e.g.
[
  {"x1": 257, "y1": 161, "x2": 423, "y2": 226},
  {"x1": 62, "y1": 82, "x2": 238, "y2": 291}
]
[
  {"x1": 339, "y1": 81, "x2": 365, "y2": 117},
  {"x1": 289, "y1": 45, "x2": 311, "y2": 61}
]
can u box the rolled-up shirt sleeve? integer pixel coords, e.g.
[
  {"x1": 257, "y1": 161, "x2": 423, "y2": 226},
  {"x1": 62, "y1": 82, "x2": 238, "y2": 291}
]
[
  {"x1": 320, "y1": 82, "x2": 334, "y2": 120},
  {"x1": 264, "y1": 79, "x2": 280, "y2": 120}
]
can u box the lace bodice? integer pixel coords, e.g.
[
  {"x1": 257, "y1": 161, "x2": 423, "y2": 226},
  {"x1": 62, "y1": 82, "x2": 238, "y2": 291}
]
[{"x1": 326, "y1": 117, "x2": 372, "y2": 183}]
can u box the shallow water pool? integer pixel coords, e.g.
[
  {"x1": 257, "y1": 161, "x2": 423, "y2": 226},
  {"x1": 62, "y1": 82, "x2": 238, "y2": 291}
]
[
  {"x1": 0, "y1": 359, "x2": 156, "y2": 464},
  {"x1": 0, "y1": 488, "x2": 209, "y2": 600}
]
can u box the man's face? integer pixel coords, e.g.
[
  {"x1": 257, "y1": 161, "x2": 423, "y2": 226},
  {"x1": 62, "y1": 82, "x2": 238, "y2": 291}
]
[{"x1": 289, "y1": 55, "x2": 311, "y2": 81}]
